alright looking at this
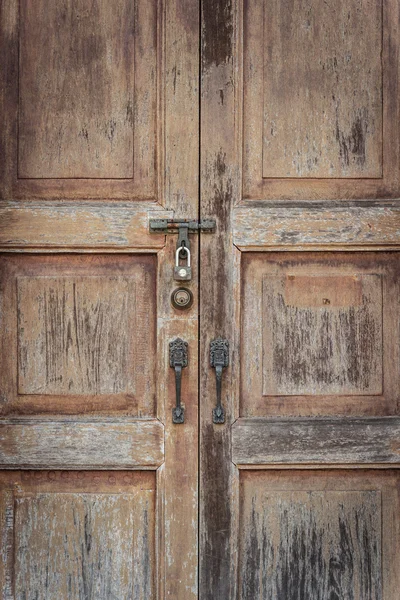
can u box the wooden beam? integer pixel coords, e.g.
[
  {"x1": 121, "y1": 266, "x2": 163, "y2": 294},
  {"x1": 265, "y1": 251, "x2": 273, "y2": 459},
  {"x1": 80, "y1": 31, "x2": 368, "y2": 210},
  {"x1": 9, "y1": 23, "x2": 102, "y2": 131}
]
[
  {"x1": 232, "y1": 417, "x2": 400, "y2": 465},
  {"x1": 233, "y1": 201, "x2": 400, "y2": 250},
  {"x1": 0, "y1": 419, "x2": 164, "y2": 469}
]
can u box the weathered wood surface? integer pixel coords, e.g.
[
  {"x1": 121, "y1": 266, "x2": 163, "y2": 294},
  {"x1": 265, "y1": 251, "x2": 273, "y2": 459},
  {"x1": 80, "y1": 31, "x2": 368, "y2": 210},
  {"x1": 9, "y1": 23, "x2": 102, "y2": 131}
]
[
  {"x1": 200, "y1": 0, "x2": 239, "y2": 598},
  {"x1": 262, "y1": 0, "x2": 382, "y2": 178},
  {"x1": 243, "y1": 0, "x2": 400, "y2": 199},
  {"x1": 233, "y1": 202, "x2": 400, "y2": 249},
  {"x1": 232, "y1": 417, "x2": 400, "y2": 465},
  {"x1": 241, "y1": 490, "x2": 381, "y2": 598},
  {"x1": 0, "y1": 201, "x2": 171, "y2": 250},
  {"x1": 1, "y1": 0, "x2": 160, "y2": 200},
  {"x1": 1, "y1": 471, "x2": 156, "y2": 599},
  {"x1": 239, "y1": 470, "x2": 387, "y2": 599},
  {"x1": 18, "y1": 276, "x2": 136, "y2": 395},
  {"x1": 241, "y1": 252, "x2": 400, "y2": 417},
  {"x1": 1, "y1": 254, "x2": 157, "y2": 416},
  {"x1": 0, "y1": 419, "x2": 164, "y2": 469},
  {"x1": 19, "y1": 0, "x2": 135, "y2": 179},
  {"x1": 262, "y1": 273, "x2": 382, "y2": 396}
]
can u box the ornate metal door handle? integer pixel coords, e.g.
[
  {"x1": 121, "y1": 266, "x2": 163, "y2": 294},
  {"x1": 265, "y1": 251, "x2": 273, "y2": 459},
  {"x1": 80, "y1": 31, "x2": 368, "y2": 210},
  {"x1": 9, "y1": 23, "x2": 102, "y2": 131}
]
[
  {"x1": 170, "y1": 338, "x2": 188, "y2": 423},
  {"x1": 210, "y1": 338, "x2": 229, "y2": 424}
]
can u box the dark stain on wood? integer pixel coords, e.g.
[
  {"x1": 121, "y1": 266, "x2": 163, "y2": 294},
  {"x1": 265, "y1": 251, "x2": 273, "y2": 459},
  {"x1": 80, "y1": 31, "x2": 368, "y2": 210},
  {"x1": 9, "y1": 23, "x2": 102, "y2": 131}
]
[
  {"x1": 201, "y1": 423, "x2": 234, "y2": 599},
  {"x1": 240, "y1": 488, "x2": 382, "y2": 599},
  {"x1": 202, "y1": 0, "x2": 233, "y2": 68}
]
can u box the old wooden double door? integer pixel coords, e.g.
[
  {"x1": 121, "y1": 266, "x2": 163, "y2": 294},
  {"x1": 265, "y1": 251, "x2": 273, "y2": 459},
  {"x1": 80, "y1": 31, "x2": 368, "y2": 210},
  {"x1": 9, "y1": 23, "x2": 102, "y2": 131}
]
[{"x1": 1, "y1": 0, "x2": 400, "y2": 598}]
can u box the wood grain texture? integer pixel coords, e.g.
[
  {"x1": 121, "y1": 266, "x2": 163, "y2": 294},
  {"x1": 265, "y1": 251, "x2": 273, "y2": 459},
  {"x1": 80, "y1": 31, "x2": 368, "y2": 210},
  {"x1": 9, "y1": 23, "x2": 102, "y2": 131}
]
[
  {"x1": 1, "y1": 0, "x2": 160, "y2": 200},
  {"x1": 16, "y1": 492, "x2": 154, "y2": 599},
  {"x1": 242, "y1": 0, "x2": 400, "y2": 199},
  {"x1": 18, "y1": 276, "x2": 135, "y2": 395},
  {"x1": 19, "y1": 0, "x2": 135, "y2": 179},
  {"x1": 0, "y1": 201, "x2": 171, "y2": 250},
  {"x1": 0, "y1": 419, "x2": 164, "y2": 469},
  {"x1": 238, "y1": 470, "x2": 400, "y2": 600},
  {"x1": 0, "y1": 471, "x2": 156, "y2": 600},
  {"x1": 232, "y1": 417, "x2": 400, "y2": 465},
  {"x1": 262, "y1": 273, "x2": 382, "y2": 396},
  {"x1": 262, "y1": 0, "x2": 382, "y2": 178},
  {"x1": 241, "y1": 253, "x2": 400, "y2": 417},
  {"x1": 240, "y1": 488, "x2": 382, "y2": 599},
  {"x1": 200, "y1": 0, "x2": 239, "y2": 598},
  {"x1": 1, "y1": 254, "x2": 157, "y2": 416},
  {"x1": 233, "y1": 202, "x2": 400, "y2": 249}
]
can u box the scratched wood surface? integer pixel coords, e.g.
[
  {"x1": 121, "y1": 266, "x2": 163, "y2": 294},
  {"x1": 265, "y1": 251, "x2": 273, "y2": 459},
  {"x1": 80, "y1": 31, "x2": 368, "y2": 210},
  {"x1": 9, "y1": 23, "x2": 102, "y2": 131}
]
[
  {"x1": 262, "y1": 0, "x2": 382, "y2": 178},
  {"x1": 240, "y1": 485, "x2": 381, "y2": 598},
  {"x1": 233, "y1": 201, "x2": 400, "y2": 250},
  {"x1": 1, "y1": 0, "x2": 160, "y2": 200},
  {"x1": 232, "y1": 418, "x2": 400, "y2": 466},
  {"x1": 243, "y1": 0, "x2": 400, "y2": 199},
  {"x1": 0, "y1": 471, "x2": 156, "y2": 599},
  {"x1": 0, "y1": 254, "x2": 157, "y2": 416},
  {"x1": 241, "y1": 252, "x2": 400, "y2": 417},
  {"x1": 238, "y1": 470, "x2": 400, "y2": 600},
  {"x1": 0, "y1": 419, "x2": 164, "y2": 469},
  {"x1": 200, "y1": 1, "x2": 240, "y2": 598}
]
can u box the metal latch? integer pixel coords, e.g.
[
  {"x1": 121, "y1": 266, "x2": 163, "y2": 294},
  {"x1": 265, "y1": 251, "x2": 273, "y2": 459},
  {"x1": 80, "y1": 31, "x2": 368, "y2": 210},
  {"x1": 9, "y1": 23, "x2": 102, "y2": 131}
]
[{"x1": 149, "y1": 219, "x2": 216, "y2": 253}]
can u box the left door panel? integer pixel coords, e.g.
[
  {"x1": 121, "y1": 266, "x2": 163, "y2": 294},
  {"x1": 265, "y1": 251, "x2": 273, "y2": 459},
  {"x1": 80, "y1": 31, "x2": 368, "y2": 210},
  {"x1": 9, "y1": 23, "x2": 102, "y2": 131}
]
[{"x1": 0, "y1": 1, "x2": 199, "y2": 598}]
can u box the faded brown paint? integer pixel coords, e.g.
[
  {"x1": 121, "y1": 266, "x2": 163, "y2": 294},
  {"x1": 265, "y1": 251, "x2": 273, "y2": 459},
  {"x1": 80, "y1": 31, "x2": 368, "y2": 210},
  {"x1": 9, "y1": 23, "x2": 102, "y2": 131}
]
[
  {"x1": 0, "y1": 0, "x2": 199, "y2": 598},
  {"x1": 1, "y1": 254, "x2": 156, "y2": 416},
  {"x1": 243, "y1": 0, "x2": 400, "y2": 198},
  {"x1": 0, "y1": 471, "x2": 156, "y2": 600},
  {"x1": 263, "y1": 273, "x2": 382, "y2": 396},
  {"x1": 240, "y1": 477, "x2": 383, "y2": 599},
  {"x1": 1, "y1": 0, "x2": 160, "y2": 200},
  {"x1": 0, "y1": 420, "x2": 164, "y2": 469},
  {"x1": 262, "y1": 0, "x2": 382, "y2": 178},
  {"x1": 241, "y1": 253, "x2": 400, "y2": 417},
  {"x1": 232, "y1": 418, "x2": 400, "y2": 465},
  {"x1": 19, "y1": 0, "x2": 135, "y2": 179}
]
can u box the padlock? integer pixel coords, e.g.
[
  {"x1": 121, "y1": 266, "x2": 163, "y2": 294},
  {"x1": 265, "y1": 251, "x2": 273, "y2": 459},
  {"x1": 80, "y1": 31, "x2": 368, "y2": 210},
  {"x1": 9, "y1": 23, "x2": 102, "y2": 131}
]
[{"x1": 174, "y1": 246, "x2": 192, "y2": 281}]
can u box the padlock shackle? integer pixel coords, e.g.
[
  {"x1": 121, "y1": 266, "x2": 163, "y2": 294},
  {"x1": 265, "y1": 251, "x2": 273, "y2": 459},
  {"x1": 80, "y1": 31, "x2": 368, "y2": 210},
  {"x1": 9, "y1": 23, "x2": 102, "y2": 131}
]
[{"x1": 175, "y1": 246, "x2": 191, "y2": 267}]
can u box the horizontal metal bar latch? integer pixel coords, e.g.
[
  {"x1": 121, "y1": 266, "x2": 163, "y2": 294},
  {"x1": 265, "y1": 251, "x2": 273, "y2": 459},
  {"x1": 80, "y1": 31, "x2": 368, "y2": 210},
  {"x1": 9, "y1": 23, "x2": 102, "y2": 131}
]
[{"x1": 149, "y1": 219, "x2": 216, "y2": 233}]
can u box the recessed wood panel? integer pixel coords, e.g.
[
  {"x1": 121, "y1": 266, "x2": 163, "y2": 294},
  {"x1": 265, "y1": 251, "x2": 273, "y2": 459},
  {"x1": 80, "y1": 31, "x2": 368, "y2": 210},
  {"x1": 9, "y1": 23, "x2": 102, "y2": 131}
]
[
  {"x1": 243, "y1": 0, "x2": 400, "y2": 199},
  {"x1": 262, "y1": 0, "x2": 382, "y2": 178},
  {"x1": 0, "y1": 471, "x2": 156, "y2": 600},
  {"x1": 263, "y1": 273, "x2": 382, "y2": 396},
  {"x1": 19, "y1": 0, "x2": 135, "y2": 179},
  {"x1": 0, "y1": 254, "x2": 157, "y2": 415},
  {"x1": 241, "y1": 253, "x2": 400, "y2": 417},
  {"x1": 238, "y1": 470, "x2": 400, "y2": 600},
  {"x1": 1, "y1": 0, "x2": 160, "y2": 199},
  {"x1": 18, "y1": 276, "x2": 135, "y2": 395}
]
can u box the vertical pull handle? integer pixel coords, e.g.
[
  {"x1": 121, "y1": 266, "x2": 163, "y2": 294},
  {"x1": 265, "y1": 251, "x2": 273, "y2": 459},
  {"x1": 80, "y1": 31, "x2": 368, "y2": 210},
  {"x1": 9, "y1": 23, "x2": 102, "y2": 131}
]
[
  {"x1": 210, "y1": 338, "x2": 229, "y2": 424},
  {"x1": 170, "y1": 338, "x2": 188, "y2": 423}
]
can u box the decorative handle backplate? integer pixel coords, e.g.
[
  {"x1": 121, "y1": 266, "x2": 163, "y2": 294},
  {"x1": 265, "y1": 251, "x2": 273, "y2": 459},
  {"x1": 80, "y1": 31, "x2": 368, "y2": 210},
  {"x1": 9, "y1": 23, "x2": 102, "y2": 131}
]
[
  {"x1": 210, "y1": 338, "x2": 229, "y2": 424},
  {"x1": 169, "y1": 338, "x2": 188, "y2": 423}
]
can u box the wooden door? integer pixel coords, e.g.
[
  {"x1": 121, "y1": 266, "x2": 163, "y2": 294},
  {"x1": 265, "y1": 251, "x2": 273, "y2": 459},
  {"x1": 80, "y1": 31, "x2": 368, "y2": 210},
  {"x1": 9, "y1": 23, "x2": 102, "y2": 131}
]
[
  {"x1": 200, "y1": 0, "x2": 400, "y2": 599},
  {"x1": 0, "y1": 1, "x2": 199, "y2": 598}
]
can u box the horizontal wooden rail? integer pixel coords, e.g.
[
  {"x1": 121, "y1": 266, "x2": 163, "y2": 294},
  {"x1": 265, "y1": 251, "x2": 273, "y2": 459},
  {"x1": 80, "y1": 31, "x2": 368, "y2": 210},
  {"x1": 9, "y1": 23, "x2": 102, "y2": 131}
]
[
  {"x1": 0, "y1": 419, "x2": 164, "y2": 469},
  {"x1": 233, "y1": 201, "x2": 400, "y2": 249},
  {"x1": 232, "y1": 417, "x2": 400, "y2": 466}
]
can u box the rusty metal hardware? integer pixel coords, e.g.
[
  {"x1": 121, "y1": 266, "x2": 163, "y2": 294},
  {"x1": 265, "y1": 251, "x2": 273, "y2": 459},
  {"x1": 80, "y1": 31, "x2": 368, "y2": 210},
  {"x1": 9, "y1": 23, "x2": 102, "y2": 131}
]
[
  {"x1": 171, "y1": 287, "x2": 193, "y2": 310},
  {"x1": 149, "y1": 218, "x2": 216, "y2": 254},
  {"x1": 170, "y1": 338, "x2": 188, "y2": 424},
  {"x1": 174, "y1": 245, "x2": 192, "y2": 281},
  {"x1": 210, "y1": 338, "x2": 229, "y2": 424}
]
